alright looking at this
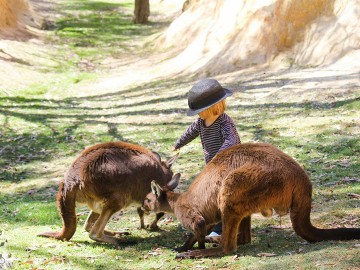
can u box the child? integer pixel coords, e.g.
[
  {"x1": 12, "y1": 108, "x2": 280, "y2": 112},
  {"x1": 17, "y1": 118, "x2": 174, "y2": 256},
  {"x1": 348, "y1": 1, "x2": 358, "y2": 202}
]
[{"x1": 174, "y1": 78, "x2": 241, "y2": 237}]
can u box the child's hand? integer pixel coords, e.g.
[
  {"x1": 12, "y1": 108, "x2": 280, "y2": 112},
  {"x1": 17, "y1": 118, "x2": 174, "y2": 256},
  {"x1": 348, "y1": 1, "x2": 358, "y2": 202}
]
[{"x1": 172, "y1": 147, "x2": 180, "y2": 153}]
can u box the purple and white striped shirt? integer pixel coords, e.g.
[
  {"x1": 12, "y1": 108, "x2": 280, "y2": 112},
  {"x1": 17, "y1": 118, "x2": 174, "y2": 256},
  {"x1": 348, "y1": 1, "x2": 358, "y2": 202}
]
[{"x1": 174, "y1": 113, "x2": 241, "y2": 163}]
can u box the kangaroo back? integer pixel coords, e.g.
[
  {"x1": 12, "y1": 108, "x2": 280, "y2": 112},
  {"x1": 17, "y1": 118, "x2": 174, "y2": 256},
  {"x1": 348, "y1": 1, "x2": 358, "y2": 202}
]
[
  {"x1": 143, "y1": 142, "x2": 360, "y2": 258},
  {"x1": 38, "y1": 141, "x2": 178, "y2": 245}
]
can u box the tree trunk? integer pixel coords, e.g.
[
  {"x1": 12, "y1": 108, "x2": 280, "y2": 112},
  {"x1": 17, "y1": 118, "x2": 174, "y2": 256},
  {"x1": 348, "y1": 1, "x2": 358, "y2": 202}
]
[
  {"x1": 133, "y1": 0, "x2": 150, "y2": 24},
  {"x1": 182, "y1": 0, "x2": 200, "y2": 12}
]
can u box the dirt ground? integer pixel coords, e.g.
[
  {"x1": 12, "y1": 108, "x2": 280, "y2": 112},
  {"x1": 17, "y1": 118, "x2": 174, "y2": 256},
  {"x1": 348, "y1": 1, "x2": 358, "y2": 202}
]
[{"x1": 0, "y1": 0, "x2": 359, "y2": 101}]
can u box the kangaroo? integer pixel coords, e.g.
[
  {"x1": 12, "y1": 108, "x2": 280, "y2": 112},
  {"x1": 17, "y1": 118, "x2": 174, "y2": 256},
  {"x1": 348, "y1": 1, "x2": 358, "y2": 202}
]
[
  {"x1": 38, "y1": 141, "x2": 179, "y2": 246},
  {"x1": 142, "y1": 143, "x2": 360, "y2": 258}
]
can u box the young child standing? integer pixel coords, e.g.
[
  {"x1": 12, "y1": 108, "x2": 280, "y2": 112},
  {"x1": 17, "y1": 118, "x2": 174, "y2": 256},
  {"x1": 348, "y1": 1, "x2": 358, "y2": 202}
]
[{"x1": 174, "y1": 78, "x2": 241, "y2": 237}]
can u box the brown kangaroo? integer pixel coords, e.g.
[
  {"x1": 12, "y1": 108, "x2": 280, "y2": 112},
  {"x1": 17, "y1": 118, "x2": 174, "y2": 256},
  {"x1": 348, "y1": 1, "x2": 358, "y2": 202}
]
[
  {"x1": 38, "y1": 141, "x2": 179, "y2": 246},
  {"x1": 142, "y1": 143, "x2": 360, "y2": 258}
]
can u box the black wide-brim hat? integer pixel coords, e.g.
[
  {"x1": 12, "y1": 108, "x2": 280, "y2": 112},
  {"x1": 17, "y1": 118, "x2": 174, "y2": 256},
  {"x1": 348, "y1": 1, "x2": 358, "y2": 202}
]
[{"x1": 187, "y1": 78, "x2": 233, "y2": 116}]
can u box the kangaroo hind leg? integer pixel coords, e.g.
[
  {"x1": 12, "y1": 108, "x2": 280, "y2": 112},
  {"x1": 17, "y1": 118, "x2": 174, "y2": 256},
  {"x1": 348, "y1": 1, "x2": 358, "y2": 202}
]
[
  {"x1": 89, "y1": 206, "x2": 131, "y2": 246},
  {"x1": 219, "y1": 165, "x2": 266, "y2": 253},
  {"x1": 237, "y1": 216, "x2": 251, "y2": 244},
  {"x1": 221, "y1": 210, "x2": 243, "y2": 254},
  {"x1": 85, "y1": 210, "x2": 129, "y2": 237},
  {"x1": 84, "y1": 211, "x2": 99, "y2": 232}
]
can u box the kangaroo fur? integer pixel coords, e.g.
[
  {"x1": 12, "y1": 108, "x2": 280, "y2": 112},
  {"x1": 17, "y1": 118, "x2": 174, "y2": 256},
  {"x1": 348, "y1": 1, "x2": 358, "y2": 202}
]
[
  {"x1": 38, "y1": 141, "x2": 178, "y2": 246},
  {"x1": 143, "y1": 143, "x2": 360, "y2": 258}
]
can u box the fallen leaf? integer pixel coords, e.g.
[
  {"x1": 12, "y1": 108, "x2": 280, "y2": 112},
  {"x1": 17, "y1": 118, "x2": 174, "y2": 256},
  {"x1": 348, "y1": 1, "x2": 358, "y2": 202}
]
[
  {"x1": 148, "y1": 251, "x2": 161, "y2": 256},
  {"x1": 25, "y1": 245, "x2": 39, "y2": 252},
  {"x1": 347, "y1": 193, "x2": 360, "y2": 199},
  {"x1": 269, "y1": 225, "x2": 288, "y2": 229},
  {"x1": 159, "y1": 217, "x2": 173, "y2": 224},
  {"x1": 148, "y1": 247, "x2": 164, "y2": 256},
  {"x1": 257, "y1": 252, "x2": 277, "y2": 257},
  {"x1": 26, "y1": 189, "x2": 36, "y2": 195},
  {"x1": 42, "y1": 243, "x2": 58, "y2": 249},
  {"x1": 194, "y1": 266, "x2": 208, "y2": 269},
  {"x1": 43, "y1": 256, "x2": 65, "y2": 265},
  {"x1": 21, "y1": 260, "x2": 34, "y2": 264}
]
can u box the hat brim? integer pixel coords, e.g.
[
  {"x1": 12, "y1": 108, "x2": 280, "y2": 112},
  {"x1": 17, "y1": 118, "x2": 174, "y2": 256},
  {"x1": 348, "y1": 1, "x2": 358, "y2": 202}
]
[{"x1": 187, "y1": 88, "x2": 233, "y2": 116}]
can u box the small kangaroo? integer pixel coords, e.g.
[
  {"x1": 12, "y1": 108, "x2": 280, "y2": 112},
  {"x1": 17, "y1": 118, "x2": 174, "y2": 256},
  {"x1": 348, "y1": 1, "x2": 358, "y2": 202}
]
[
  {"x1": 38, "y1": 141, "x2": 179, "y2": 246},
  {"x1": 142, "y1": 143, "x2": 360, "y2": 258}
]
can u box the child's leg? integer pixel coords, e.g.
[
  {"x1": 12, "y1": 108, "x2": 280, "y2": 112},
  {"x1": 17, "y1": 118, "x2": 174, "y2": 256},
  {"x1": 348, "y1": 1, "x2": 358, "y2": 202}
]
[{"x1": 210, "y1": 222, "x2": 222, "y2": 235}]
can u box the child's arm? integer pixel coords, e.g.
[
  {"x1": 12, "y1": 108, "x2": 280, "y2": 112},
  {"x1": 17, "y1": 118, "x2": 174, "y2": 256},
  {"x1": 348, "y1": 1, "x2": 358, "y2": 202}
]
[
  {"x1": 219, "y1": 115, "x2": 241, "y2": 152},
  {"x1": 174, "y1": 119, "x2": 201, "y2": 150}
]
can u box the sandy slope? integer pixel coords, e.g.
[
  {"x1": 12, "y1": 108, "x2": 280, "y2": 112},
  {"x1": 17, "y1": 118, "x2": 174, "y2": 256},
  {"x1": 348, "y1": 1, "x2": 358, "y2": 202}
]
[
  {"x1": 154, "y1": 0, "x2": 360, "y2": 75},
  {"x1": 0, "y1": 0, "x2": 359, "y2": 95}
]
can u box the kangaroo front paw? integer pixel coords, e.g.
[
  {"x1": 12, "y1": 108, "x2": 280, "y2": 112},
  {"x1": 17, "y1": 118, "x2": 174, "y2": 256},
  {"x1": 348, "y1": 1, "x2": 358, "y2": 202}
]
[
  {"x1": 173, "y1": 245, "x2": 190, "y2": 252},
  {"x1": 175, "y1": 250, "x2": 204, "y2": 259},
  {"x1": 176, "y1": 247, "x2": 224, "y2": 259},
  {"x1": 205, "y1": 235, "x2": 221, "y2": 244},
  {"x1": 149, "y1": 224, "x2": 162, "y2": 231},
  {"x1": 104, "y1": 230, "x2": 130, "y2": 237}
]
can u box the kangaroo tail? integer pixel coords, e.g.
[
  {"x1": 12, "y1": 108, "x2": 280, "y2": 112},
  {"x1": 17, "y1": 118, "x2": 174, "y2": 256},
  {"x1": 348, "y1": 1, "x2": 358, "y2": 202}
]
[
  {"x1": 38, "y1": 180, "x2": 78, "y2": 241},
  {"x1": 290, "y1": 179, "x2": 360, "y2": 242}
]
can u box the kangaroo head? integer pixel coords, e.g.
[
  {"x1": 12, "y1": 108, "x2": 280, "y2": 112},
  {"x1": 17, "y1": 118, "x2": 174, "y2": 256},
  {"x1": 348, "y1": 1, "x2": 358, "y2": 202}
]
[
  {"x1": 142, "y1": 173, "x2": 180, "y2": 213},
  {"x1": 153, "y1": 152, "x2": 179, "y2": 184}
]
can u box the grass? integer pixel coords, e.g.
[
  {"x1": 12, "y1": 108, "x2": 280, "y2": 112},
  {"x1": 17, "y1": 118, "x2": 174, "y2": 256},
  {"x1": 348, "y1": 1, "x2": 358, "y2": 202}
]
[{"x1": 0, "y1": 0, "x2": 359, "y2": 269}]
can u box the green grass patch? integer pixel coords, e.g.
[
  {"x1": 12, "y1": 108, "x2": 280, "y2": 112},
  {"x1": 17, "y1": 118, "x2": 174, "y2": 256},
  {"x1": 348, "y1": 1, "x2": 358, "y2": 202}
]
[
  {"x1": 0, "y1": 0, "x2": 359, "y2": 269},
  {"x1": 1, "y1": 72, "x2": 359, "y2": 268},
  {"x1": 48, "y1": 0, "x2": 168, "y2": 73}
]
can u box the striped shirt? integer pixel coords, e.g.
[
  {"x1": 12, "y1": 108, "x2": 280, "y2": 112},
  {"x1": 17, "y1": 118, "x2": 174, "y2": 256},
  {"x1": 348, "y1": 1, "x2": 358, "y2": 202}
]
[{"x1": 174, "y1": 113, "x2": 241, "y2": 163}]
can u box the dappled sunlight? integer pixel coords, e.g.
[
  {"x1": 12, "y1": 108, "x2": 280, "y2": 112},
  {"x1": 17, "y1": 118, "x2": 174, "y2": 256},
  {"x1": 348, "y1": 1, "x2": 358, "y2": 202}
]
[
  {"x1": 152, "y1": 0, "x2": 360, "y2": 75},
  {"x1": 0, "y1": 160, "x2": 67, "y2": 193},
  {"x1": 1, "y1": 69, "x2": 358, "y2": 188},
  {"x1": 0, "y1": 1, "x2": 359, "y2": 269},
  {"x1": 294, "y1": 0, "x2": 360, "y2": 68}
]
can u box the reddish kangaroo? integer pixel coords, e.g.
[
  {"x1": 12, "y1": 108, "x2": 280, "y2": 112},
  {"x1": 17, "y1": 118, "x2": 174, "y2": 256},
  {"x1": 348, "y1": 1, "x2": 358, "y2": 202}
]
[
  {"x1": 38, "y1": 141, "x2": 179, "y2": 246},
  {"x1": 142, "y1": 143, "x2": 360, "y2": 258}
]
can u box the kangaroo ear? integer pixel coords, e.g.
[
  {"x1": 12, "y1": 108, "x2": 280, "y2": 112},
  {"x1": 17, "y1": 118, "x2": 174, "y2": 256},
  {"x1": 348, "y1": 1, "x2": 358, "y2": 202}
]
[
  {"x1": 152, "y1": 151, "x2": 162, "y2": 162},
  {"x1": 151, "y1": 180, "x2": 163, "y2": 197},
  {"x1": 167, "y1": 173, "x2": 180, "y2": 190},
  {"x1": 166, "y1": 152, "x2": 179, "y2": 167}
]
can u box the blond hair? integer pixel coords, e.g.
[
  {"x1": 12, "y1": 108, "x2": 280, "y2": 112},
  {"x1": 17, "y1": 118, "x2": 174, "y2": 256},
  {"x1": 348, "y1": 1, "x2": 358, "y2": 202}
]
[{"x1": 199, "y1": 99, "x2": 226, "y2": 118}]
